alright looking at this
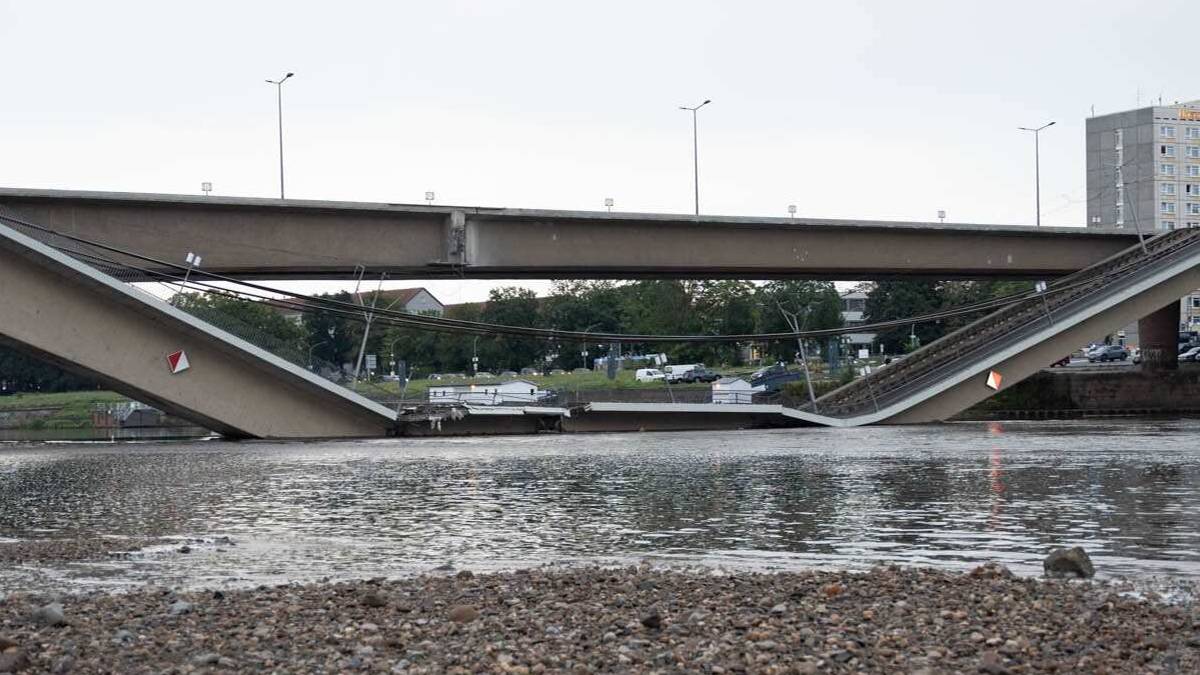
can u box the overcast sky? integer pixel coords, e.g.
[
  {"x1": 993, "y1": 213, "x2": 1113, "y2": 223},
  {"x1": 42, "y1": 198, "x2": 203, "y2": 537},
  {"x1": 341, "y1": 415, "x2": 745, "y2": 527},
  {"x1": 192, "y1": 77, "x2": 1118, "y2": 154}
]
[{"x1": 2, "y1": 0, "x2": 1196, "y2": 303}]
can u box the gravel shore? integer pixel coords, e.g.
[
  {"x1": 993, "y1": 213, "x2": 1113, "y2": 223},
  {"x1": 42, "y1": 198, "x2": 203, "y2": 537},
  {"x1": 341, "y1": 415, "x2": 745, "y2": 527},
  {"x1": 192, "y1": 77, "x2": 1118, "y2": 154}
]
[
  {"x1": 1, "y1": 564, "x2": 1197, "y2": 673},
  {"x1": 0, "y1": 538, "x2": 166, "y2": 565}
]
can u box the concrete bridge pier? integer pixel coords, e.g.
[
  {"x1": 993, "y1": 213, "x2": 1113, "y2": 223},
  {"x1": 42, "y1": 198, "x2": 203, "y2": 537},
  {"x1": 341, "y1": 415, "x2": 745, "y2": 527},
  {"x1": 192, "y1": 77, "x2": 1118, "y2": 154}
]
[{"x1": 1138, "y1": 301, "x2": 1181, "y2": 370}]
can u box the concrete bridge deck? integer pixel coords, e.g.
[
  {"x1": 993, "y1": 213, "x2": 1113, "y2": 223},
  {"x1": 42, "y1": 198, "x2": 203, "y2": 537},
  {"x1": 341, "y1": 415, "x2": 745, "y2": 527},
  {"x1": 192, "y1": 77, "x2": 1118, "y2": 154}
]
[
  {"x1": 0, "y1": 220, "x2": 397, "y2": 439},
  {"x1": 0, "y1": 187, "x2": 1141, "y2": 280}
]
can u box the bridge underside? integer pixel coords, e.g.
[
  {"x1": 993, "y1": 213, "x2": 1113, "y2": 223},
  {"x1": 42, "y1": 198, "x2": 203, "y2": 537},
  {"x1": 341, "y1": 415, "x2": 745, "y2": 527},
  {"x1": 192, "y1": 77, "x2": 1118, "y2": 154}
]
[
  {"x1": 0, "y1": 224, "x2": 396, "y2": 439},
  {"x1": 0, "y1": 188, "x2": 1139, "y2": 280}
]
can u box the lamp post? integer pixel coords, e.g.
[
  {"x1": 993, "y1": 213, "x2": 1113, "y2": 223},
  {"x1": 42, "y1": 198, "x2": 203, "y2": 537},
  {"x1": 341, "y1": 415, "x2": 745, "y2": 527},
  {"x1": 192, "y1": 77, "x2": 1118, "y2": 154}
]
[
  {"x1": 1018, "y1": 121, "x2": 1055, "y2": 226},
  {"x1": 265, "y1": 72, "x2": 294, "y2": 199},
  {"x1": 679, "y1": 99, "x2": 711, "y2": 215},
  {"x1": 389, "y1": 336, "x2": 405, "y2": 377}
]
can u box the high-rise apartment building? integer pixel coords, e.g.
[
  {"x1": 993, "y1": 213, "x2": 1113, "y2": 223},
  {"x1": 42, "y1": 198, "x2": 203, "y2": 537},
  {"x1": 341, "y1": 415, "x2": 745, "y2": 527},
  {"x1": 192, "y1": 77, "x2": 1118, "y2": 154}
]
[{"x1": 1086, "y1": 101, "x2": 1200, "y2": 332}]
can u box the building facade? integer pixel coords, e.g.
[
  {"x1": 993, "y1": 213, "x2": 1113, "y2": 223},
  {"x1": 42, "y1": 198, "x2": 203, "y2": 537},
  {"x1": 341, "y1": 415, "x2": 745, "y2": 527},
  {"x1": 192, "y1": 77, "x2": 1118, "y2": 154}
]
[{"x1": 1086, "y1": 101, "x2": 1200, "y2": 334}]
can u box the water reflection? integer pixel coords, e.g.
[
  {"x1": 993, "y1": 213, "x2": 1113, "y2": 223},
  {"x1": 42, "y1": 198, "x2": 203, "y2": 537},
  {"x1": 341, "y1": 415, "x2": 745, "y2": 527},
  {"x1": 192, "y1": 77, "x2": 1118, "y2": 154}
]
[{"x1": 2, "y1": 419, "x2": 1200, "y2": 591}]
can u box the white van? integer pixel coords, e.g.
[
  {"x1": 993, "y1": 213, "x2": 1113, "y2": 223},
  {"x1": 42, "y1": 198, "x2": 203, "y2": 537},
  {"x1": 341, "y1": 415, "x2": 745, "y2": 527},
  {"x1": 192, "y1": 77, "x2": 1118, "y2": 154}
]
[
  {"x1": 635, "y1": 368, "x2": 666, "y2": 382},
  {"x1": 663, "y1": 363, "x2": 700, "y2": 383}
]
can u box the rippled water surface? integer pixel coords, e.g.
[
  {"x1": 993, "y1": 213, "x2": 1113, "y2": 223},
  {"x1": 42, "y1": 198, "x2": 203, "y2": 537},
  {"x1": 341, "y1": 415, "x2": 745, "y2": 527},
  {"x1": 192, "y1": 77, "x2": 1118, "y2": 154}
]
[{"x1": 3, "y1": 419, "x2": 1200, "y2": 590}]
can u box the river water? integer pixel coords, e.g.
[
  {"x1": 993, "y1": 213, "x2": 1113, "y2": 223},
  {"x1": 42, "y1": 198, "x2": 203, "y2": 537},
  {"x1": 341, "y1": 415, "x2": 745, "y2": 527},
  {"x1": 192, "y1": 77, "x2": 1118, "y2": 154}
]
[{"x1": 2, "y1": 419, "x2": 1200, "y2": 592}]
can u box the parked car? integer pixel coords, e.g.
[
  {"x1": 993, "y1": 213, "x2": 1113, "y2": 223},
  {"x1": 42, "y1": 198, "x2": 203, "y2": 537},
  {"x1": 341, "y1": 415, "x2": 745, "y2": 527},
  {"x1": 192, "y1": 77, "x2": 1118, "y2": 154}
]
[
  {"x1": 1087, "y1": 345, "x2": 1129, "y2": 362},
  {"x1": 635, "y1": 368, "x2": 666, "y2": 382},
  {"x1": 1181, "y1": 346, "x2": 1200, "y2": 362},
  {"x1": 684, "y1": 366, "x2": 721, "y2": 383},
  {"x1": 663, "y1": 363, "x2": 701, "y2": 383},
  {"x1": 749, "y1": 363, "x2": 807, "y2": 391},
  {"x1": 1049, "y1": 355, "x2": 1071, "y2": 367}
]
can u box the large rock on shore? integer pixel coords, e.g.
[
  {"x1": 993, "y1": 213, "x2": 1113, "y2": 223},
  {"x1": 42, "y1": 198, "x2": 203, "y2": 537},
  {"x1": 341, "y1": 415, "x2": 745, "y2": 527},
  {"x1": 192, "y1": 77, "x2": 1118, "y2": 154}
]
[
  {"x1": 1043, "y1": 546, "x2": 1095, "y2": 578},
  {"x1": 30, "y1": 603, "x2": 65, "y2": 627}
]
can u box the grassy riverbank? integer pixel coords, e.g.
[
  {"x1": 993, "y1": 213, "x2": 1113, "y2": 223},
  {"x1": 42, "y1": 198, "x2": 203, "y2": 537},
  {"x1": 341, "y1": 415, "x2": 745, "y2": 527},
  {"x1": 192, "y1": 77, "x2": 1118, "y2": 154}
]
[
  {"x1": 0, "y1": 390, "x2": 127, "y2": 429},
  {"x1": 0, "y1": 565, "x2": 1195, "y2": 673}
]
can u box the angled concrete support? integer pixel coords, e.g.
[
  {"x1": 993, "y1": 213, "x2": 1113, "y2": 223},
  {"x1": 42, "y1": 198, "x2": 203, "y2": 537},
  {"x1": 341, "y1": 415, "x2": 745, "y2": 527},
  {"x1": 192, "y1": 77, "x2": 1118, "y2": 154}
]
[{"x1": 0, "y1": 223, "x2": 397, "y2": 439}]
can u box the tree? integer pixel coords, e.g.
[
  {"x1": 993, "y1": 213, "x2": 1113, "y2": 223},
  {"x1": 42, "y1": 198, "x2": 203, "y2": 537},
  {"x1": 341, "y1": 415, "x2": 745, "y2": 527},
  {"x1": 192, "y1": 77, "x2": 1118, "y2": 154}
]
[
  {"x1": 754, "y1": 280, "x2": 844, "y2": 364},
  {"x1": 174, "y1": 292, "x2": 305, "y2": 360},
  {"x1": 863, "y1": 281, "x2": 944, "y2": 353},
  {"x1": 478, "y1": 287, "x2": 544, "y2": 371}
]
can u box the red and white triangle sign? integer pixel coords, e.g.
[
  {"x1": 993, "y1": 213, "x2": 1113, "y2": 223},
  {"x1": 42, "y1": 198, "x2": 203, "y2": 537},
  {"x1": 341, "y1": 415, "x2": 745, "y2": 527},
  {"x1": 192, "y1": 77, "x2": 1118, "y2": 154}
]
[
  {"x1": 167, "y1": 349, "x2": 190, "y2": 374},
  {"x1": 985, "y1": 370, "x2": 1002, "y2": 390}
]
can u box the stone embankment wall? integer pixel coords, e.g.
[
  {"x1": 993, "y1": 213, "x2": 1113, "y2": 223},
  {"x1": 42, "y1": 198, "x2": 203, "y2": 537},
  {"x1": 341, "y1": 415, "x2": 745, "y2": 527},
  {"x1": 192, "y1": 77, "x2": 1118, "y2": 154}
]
[
  {"x1": 960, "y1": 367, "x2": 1200, "y2": 419},
  {"x1": 0, "y1": 407, "x2": 59, "y2": 429}
]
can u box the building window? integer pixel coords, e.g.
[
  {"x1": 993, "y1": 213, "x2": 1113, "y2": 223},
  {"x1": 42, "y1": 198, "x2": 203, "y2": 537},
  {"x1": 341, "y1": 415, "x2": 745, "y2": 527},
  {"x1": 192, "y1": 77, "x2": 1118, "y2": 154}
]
[
  {"x1": 1164, "y1": 221, "x2": 1177, "y2": 230},
  {"x1": 1163, "y1": 163, "x2": 1178, "y2": 175},
  {"x1": 1162, "y1": 144, "x2": 1177, "y2": 157},
  {"x1": 1190, "y1": 165, "x2": 1200, "y2": 177},
  {"x1": 1193, "y1": 296, "x2": 1200, "y2": 308},
  {"x1": 1189, "y1": 203, "x2": 1200, "y2": 215},
  {"x1": 1188, "y1": 127, "x2": 1200, "y2": 140},
  {"x1": 1162, "y1": 183, "x2": 1177, "y2": 195},
  {"x1": 1187, "y1": 184, "x2": 1200, "y2": 196},
  {"x1": 1190, "y1": 147, "x2": 1200, "y2": 159},
  {"x1": 1189, "y1": 221, "x2": 1200, "y2": 229},
  {"x1": 1162, "y1": 126, "x2": 1177, "y2": 138},
  {"x1": 1162, "y1": 201, "x2": 1177, "y2": 214}
]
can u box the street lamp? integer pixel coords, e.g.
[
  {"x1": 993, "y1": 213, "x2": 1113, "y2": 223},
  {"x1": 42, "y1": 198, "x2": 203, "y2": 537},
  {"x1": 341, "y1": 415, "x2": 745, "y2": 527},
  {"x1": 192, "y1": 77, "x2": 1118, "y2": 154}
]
[
  {"x1": 389, "y1": 336, "x2": 405, "y2": 376},
  {"x1": 678, "y1": 99, "x2": 711, "y2": 215},
  {"x1": 265, "y1": 72, "x2": 294, "y2": 199},
  {"x1": 1018, "y1": 121, "x2": 1055, "y2": 226}
]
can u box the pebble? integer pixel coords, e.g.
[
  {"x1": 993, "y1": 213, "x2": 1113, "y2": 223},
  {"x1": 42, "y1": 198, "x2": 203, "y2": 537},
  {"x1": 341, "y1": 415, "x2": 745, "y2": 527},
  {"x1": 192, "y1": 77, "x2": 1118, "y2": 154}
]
[
  {"x1": 168, "y1": 600, "x2": 193, "y2": 616},
  {"x1": 448, "y1": 604, "x2": 479, "y2": 623},
  {"x1": 0, "y1": 648, "x2": 30, "y2": 673},
  {"x1": 639, "y1": 611, "x2": 662, "y2": 629},
  {"x1": 31, "y1": 603, "x2": 65, "y2": 626},
  {"x1": 361, "y1": 591, "x2": 388, "y2": 608}
]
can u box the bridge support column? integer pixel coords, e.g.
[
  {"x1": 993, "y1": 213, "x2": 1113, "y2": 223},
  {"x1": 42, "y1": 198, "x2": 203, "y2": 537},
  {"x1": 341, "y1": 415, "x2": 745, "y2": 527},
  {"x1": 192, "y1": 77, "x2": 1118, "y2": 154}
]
[{"x1": 1138, "y1": 301, "x2": 1181, "y2": 370}]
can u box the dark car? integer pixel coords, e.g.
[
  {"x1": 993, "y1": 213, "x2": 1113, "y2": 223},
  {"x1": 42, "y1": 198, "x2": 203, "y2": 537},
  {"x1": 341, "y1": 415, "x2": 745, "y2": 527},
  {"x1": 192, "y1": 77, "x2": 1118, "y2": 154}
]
[
  {"x1": 1087, "y1": 345, "x2": 1129, "y2": 362},
  {"x1": 684, "y1": 367, "x2": 720, "y2": 383},
  {"x1": 1049, "y1": 355, "x2": 1071, "y2": 367}
]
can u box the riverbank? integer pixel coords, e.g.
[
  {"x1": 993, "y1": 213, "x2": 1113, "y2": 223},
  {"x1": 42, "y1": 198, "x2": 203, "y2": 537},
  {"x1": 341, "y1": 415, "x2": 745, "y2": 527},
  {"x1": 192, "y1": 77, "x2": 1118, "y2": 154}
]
[
  {"x1": 0, "y1": 391, "x2": 127, "y2": 430},
  {"x1": 0, "y1": 566, "x2": 1196, "y2": 673}
]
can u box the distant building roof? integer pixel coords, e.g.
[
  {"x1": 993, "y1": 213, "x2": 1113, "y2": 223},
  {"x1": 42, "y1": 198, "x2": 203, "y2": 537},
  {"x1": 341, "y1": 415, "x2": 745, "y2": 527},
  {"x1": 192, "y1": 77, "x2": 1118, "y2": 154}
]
[{"x1": 715, "y1": 376, "x2": 751, "y2": 386}]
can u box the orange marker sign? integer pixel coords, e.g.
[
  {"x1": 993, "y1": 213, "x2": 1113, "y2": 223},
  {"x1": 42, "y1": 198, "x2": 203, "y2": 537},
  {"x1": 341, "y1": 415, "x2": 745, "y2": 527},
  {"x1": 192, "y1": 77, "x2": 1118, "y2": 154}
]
[{"x1": 985, "y1": 370, "x2": 1002, "y2": 390}]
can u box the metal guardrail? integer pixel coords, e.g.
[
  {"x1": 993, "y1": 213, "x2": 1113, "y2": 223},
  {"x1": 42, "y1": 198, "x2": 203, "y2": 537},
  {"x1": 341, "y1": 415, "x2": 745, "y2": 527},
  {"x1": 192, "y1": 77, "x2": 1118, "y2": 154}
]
[{"x1": 801, "y1": 228, "x2": 1200, "y2": 418}]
